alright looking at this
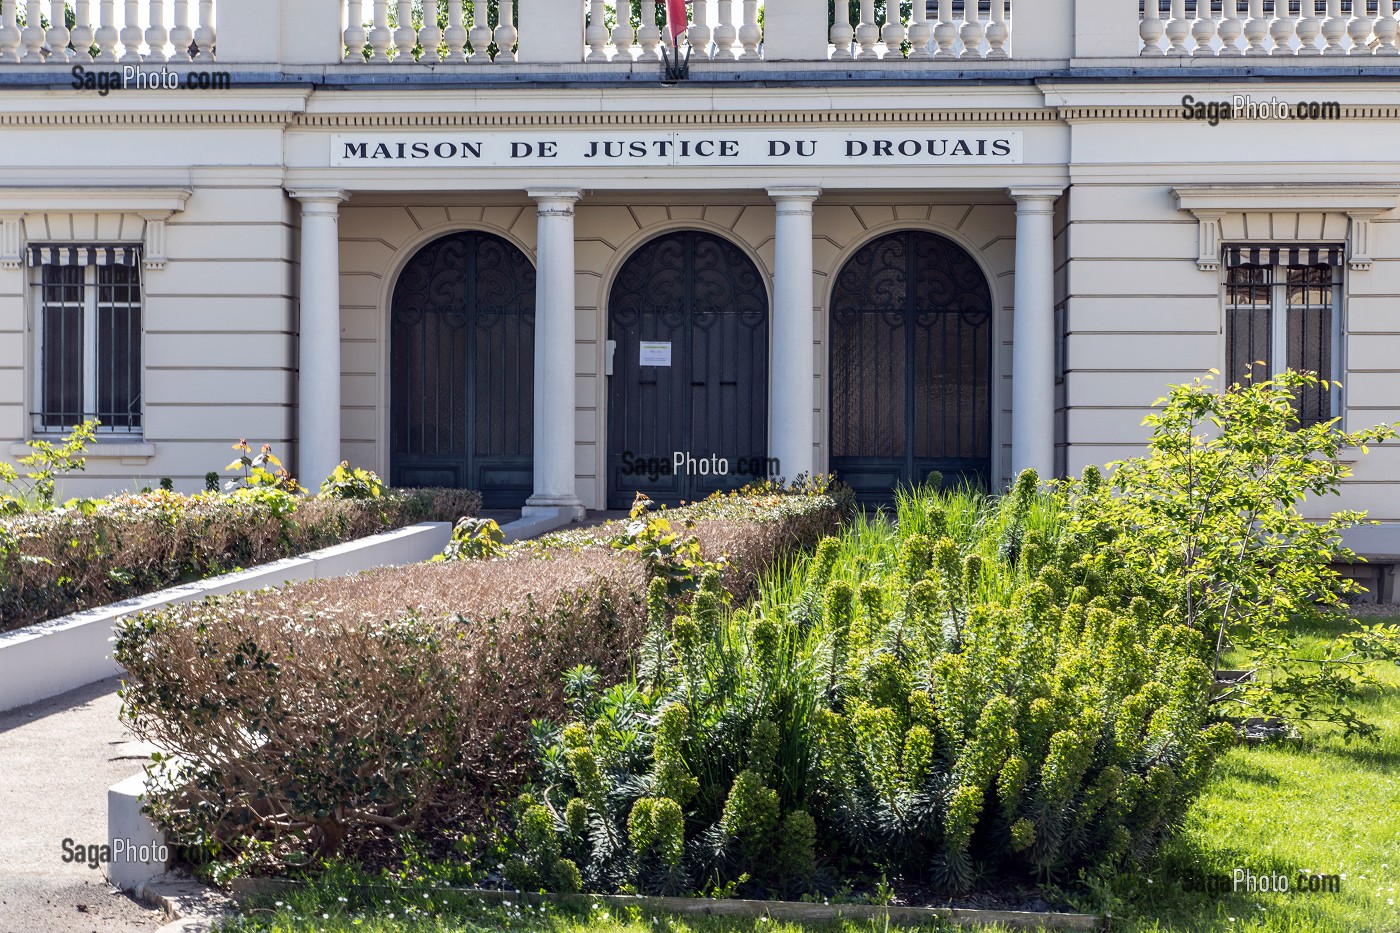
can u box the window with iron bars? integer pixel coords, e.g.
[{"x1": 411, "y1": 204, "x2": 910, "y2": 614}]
[
  {"x1": 30, "y1": 254, "x2": 143, "y2": 435},
  {"x1": 1224, "y1": 257, "x2": 1341, "y2": 427}
]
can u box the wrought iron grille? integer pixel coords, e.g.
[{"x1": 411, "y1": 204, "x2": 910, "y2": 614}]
[
  {"x1": 36, "y1": 259, "x2": 143, "y2": 434},
  {"x1": 1225, "y1": 260, "x2": 1338, "y2": 426},
  {"x1": 829, "y1": 230, "x2": 992, "y2": 499},
  {"x1": 390, "y1": 231, "x2": 535, "y2": 504}
]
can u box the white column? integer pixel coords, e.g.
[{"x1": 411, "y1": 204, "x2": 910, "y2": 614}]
[
  {"x1": 767, "y1": 187, "x2": 820, "y2": 483},
  {"x1": 1008, "y1": 187, "x2": 1062, "y2": 483},
  {"x1": 289, "y1": 189, "x2": 348, "y2": 490},
  {"x1": 525, "y1": 188, "x2": 586, "y2": 520}
]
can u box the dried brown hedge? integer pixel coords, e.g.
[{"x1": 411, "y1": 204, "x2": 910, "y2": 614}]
[
  {"x1": 113, "y1": 490, "x2": 844, "y2": 864},
  {"x1": 0, "y1": 487, "x2": 480, "y2": 632}
]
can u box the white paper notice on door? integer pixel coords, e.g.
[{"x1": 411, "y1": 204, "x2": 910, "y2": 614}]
[{"x1": 640, "y1": 341, "x2": 672, "y2": 367}]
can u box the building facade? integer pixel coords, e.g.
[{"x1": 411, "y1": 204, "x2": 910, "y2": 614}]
[{"x1": 3, "y1": 0, "x2": 1400, "y2": 547}]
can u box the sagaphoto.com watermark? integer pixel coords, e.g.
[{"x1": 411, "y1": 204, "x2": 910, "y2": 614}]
[
  {"x1": 72, "y1": 64, "x2": 232, "y2": 96},
  {"x1": 1182, "y1": 94, "x2": 1342, "y2": 127}
]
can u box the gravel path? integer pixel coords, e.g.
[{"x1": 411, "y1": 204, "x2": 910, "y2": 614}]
[{"x1": 0, "y1": 678, "x2": 165, "y2": 933}]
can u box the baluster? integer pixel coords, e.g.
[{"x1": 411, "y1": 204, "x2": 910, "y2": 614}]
[
  {"x1": 468, "y1": 0, "x2": 492, "y2": 61},
  {"x1": 713, "y1": 0, "x2": 737, "y2": 58},
  {"x1": 1297, "y1": 0, "x2": 1322, "y2": 51},
  {"x1": 1267, "y1": 0, "x2": 1294, "y2": 54},
  {"x1": 420, "y1": 0, "x2": 441, "y2": 62},
  {"x1": 688, "y1": 0, "x2": 711, "y2": 57},
  {"x1": 959, "y1": 0, "x2": 984, "y2": 58},
  {"x1": 933, "y1": 0, "x2": 957, "y2": 57},
  {"x1": 1348, "y1": 0, "x2": 1374, "y2": 52},
  {"x1": 985, "y1": 0, "x2": 1008, "y2": 58},
  {"x1": 611, "y1": 0, "x2": 635, "y2": 60},
  {"x1": 829, "y1": 0, "x2": 853, "y2": 59},
  {"x1": 119, "y1": 0, "x2": 142, "y2": 59},
  {"x1": 907, "y1": 0, "x2": 932, "y2": 59},
  {"x1": 20, "y1": 0, "x2": 43, "y2": 61},
  {"x1": 1321, "y1": 0, "x2": 1347, "y2": 51},
  {"x1": 47, "y1": 0, "x2": 70, "y2": 60},
  {"x1": 1375, "y1": 0, "x2": 1399, "y2": 53},
  {"x1": 368, "y1": 0, "x2": 392, "y2": 61},
  {"x1": 737, "y1": 0, "x2": 760, "y2": 58},
  {"x1": 585, "y1": 0, "x2": 608, "y2": 59},
  {"x1": 72, "y1": 0, "x2": 95, "y2": 59},
  {"x1": 1191, "y1": 0, "x2": 1217, "y2": 54},
  {"x1": 345, "y1": 0, "x2": 367, "y2": 62},
  {"x1": 1243, "y1": 0, "x2": 1269, "y2": 53},
  {"x1": 1165, "y1": 0, "x2": 1191, "y2": 54},
  {"x1": 0, "y1": 0, "x2": 19, "y2": 62},
  {"x1": 637, "y1": 0, "x2": 661, "y2": 59},
  {"x1": 145, "y1": 0, "x2": 168, "y2": 61},
  {"x1": 854, "y1": 0, "x2": 877, "y2": 58},
  {"x1": 394, "y1": 0, "x2": 415, "y2": 61},
  {"x1": 494, "y1": 0, "x2": 515, "y2": 59},
  {"x1": 94, "y1": 0, "x2": 116, "y2": 59},
  {"x1": 444, "y1": 0, "x2": 467, "y2": 60},
  {"x1": 193, "y1": 0, "x2": 212, "y2": 59},
  {"x1": 1141, "y1": 0, "x2": 1165, "y2": 54},
  {"x1": 880, "y1": 0, "x2": 903, "y2": 58},
  {"x1": 1220, "y1": 0, "x2": 1243, "y2": 53},
  {"x1": 168, "y1": 0, "x2": 191, "y2": 61}
]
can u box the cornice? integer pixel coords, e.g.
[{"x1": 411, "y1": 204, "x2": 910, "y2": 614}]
[
  {"x1": 0, "y1": 111, "x2": 298, "y2": 126},
  {"x1": 1057, "y1": 104, "x2": 1400, "y2": 121}
]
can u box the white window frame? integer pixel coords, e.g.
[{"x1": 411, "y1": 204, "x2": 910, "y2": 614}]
[{"x1": 29, "y1": 259, "x2": 145, "y2": 438}]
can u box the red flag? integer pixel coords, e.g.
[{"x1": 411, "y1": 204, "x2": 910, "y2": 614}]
[{"x1": 666, "y1": 0, "x2": 688, "y2": 45}]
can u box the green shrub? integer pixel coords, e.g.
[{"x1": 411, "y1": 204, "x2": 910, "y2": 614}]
[
  {"x1": 0, "y1": 485, "x2": 481, "y2": 632},
  {"x1": 517, "y1": 476, "x2": 1233, "y2": 898},
  {"x1": 319, "y1": 461, "x2": 386, "y2": 500},
  {"x1": 435, "y1": 517, "x2": 506, "y2": 562},
  {"x1": 114, "y1": 486, "x2": 844, "y2": 870}
]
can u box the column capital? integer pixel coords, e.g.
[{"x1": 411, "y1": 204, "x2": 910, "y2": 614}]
[
  {"x1": 1008, "y1": 186, "x2": 1065, "y2": 210},
  {"x1": 287, "y1": 189, "x2": 349, "y2": 213},
  {"x1": 768, "y1": 186, "x2": 822, "y2": 205},
  {"x1": 527, "y1": 187, "x2": 583, "y2": 204}
]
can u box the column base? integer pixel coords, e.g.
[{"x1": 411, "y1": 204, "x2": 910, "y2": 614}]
[{"x1": 522, "y1": 497, "x2": 587, "y2": 522}]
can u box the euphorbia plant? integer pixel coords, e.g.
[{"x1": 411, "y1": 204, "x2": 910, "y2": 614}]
[{"x1": 1068, "y1": 369, "x2": 1400, "y2": 739}]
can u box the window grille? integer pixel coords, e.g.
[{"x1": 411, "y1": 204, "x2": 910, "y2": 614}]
[
  {"x1": 29, "y1": 246, "x2": 144, "y2": 435},
  {"x1": 1223, "y1": 245, "x2": 1341, "y2": 427}
]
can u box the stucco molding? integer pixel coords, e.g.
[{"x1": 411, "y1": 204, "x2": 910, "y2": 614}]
[
  {"x1": 1172, "y1": 184, "x2": 1400, "y2": 272},
  {"x1": 0, "y1": 187, "x2": 193, "y2": 272}
]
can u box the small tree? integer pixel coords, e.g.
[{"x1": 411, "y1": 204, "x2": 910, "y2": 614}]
[{"x1": 1069, "y1": 370, "x2": 1400, "y2": 740}]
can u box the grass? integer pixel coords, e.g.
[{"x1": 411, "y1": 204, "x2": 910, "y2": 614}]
[{"x1": 1108, "y1": 614, "x2": 1400, "y2": 933}]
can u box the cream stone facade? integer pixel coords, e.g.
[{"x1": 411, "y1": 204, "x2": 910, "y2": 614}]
[{"x1": 3, "y1": 0, "x2": 1400, "y2": 555}]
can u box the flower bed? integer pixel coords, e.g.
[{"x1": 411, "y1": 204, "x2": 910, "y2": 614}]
[
  {"x1": 113, "y1": 483, "x2": 848, "y2": 869},
  {"x1": 0, "y1": 486, "x2": 481, "y2": 633},
  {"x1": 511, "y1": 476, "x2": 1235, "y2": 900}
]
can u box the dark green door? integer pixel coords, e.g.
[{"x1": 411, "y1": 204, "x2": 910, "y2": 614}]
[
  {"x1": 390, "y1": 231, "x2": 535, "y2": 508},
  {"x1": 607, "y1": 231, "x2": 769, "y2": 509},
  {"x1": 829, "y1": 230, "x2": 992, "y2": 506}
]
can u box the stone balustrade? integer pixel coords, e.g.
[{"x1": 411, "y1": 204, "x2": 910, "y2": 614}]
[
  {"x1": 0, "y1": 0, "x2": 217, "y2": 63},
  {"x1": 1140, "y1": 0, "x2": 1400, "y2": 56},
  {"x1": 9, "y1": 0, "x2": 1400, "y2": 68}
]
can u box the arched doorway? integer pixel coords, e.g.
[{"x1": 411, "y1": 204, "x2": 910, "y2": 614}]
[
  {"x1": 606, "y1": 230, "x2": 769, "y2": 509},
  {"x1": 390, "y1": 231, "x2": 536, "y2": 508},
  {"x1": 829, "y1": 230, "x2": 993, "y2": 505}
]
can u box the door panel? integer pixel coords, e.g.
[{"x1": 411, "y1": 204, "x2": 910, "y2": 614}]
[
  {"x1": 830, "y1": 230, "x2": 992, "y2": 506},
  {"x1": 607, "y1": 231, "x2": 768, "y2": 509},
  {"x1": 390, "y1": 231, "x2": 535, "y2": 508}
]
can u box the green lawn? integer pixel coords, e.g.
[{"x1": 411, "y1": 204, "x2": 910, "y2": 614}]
[
  {"x1": 220, "y1": 617, "x2": 1400, "y2": 933},
  {"x1": 1114, "y1": 615, "x2": 1400, "y2": 933}
]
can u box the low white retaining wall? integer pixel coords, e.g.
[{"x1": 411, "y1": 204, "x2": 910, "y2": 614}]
[{"x1": 0, "y1": 521, "x2": 453, "y2": 712}]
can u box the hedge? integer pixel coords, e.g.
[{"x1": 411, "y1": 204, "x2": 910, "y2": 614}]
[
  {"x1": 113, "y1": 483, "x2": 847, "y2": 868},
  {"x1": 0, "y1": 486, "x2": 481, "y2": 633}
]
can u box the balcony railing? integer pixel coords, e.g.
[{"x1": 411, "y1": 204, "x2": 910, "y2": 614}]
[
  {"x1": 0, "y1": 0, "x2": 218, "y2": 64},
  {"x1": 1140, "y1": 0, "x2": 1400, "y2": 56},
  {"x1": 338, "y1": 0, "x2": 1012, "y2": 65},
  {"x1": 5, "y1": 0, "x2": 1400, "y2": 69}
]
